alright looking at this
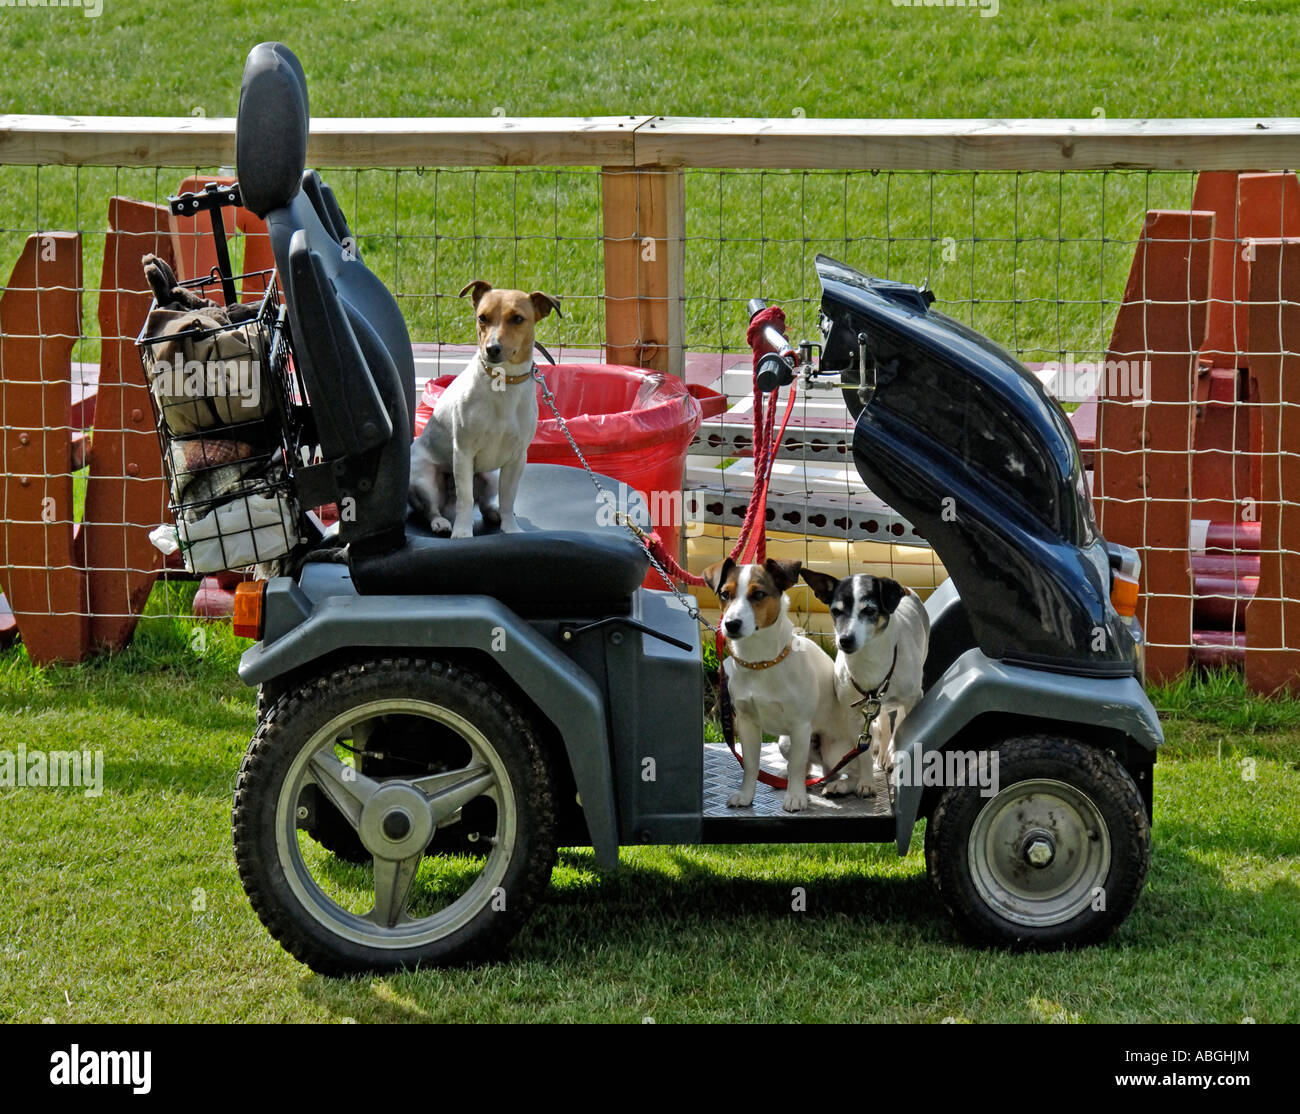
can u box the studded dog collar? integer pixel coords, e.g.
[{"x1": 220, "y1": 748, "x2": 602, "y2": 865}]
[{"x1": 729, "y1": 642, "x2": 794, "y2": 670}]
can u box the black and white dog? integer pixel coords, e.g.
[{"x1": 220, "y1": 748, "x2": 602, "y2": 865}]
[{"x1": 800, "y1": 571, "x2": 930, "y2": 781}]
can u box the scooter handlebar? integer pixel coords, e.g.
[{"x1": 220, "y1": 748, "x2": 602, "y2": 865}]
[
  {"x1": 755, "y1": 351, "x2": 793, "y2": 393},
  {"x1": 748, "y1": 296, "x2": 796, "y2": 392},
  {"x1": 747, "y1": 296, "x2": 796, "y2": 361}
]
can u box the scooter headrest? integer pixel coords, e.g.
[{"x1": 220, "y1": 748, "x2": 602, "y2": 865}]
[{"x1": 235, "y1": 41, "x2": 310, "y2": 219}]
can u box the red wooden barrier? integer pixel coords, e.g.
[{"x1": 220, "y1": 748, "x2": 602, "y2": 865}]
[
  {"x1": 1235, "y1": 174, "x2": 1300, "y2": 519},
  {"x1": 81, "y1": 197, "x2": 174, "y2": 651},
  {"x1": 1187, "y1": 168, "x2": 1257, "y2": 527},
  {"x1": 1093, "y1": 173, "x2": 1300, "y2": 689},
  {"x1": 1175, "y1": 172, "x2": 1300, "y2": 670},
  {"x1": 0, "y1": 177, "x2": 276, "y2": 662},
  {"x1": 1094, "y1": 209, "x2": 1213, "y2": 684},
  {"x1": 0, "y1": 232, "x2": 89, "y2": 663},
  {"x1": 1244, "y1": 238, "x2": 1300, "y2": 695}
]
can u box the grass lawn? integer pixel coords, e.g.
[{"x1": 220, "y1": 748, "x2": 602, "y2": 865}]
[{"x1": 0, "y1": 601, "x2": 1297, "y2": 1023}]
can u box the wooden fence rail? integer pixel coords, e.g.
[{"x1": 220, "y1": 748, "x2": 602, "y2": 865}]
[{"x1": 6, "y1": 115, "x2": 1300, "y2": 170}]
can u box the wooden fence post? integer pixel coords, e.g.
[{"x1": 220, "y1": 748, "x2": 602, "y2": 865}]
[{"x1": 601, "y1": 165, "x2": 685, "y2": 375}]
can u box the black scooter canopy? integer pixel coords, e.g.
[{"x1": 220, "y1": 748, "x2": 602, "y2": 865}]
[{"x1": 817, "y1": 254, "x2": 1134, "y2": 677}]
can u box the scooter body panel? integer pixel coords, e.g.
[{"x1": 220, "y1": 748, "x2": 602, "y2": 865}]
[{"x1": 817, "y1": 254, "x2": 1139, "y2": 678}]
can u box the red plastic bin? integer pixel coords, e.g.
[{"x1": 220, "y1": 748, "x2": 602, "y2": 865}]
[{"x1": 414, "y1": 364, "x2": 706, "y2": 588}]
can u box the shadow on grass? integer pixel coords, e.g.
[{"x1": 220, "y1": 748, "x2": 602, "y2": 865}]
[
  {"x1": 290, "y1": 845, "x2": 944, "y2": 1019},
  {"x1": 1129, "y1": 842, "x2": 1300, "y2": 945},
  {"x1": 551, "y1": 845, "x2": 937, "y2": 922},
  {"x1": 288, "y1": 829, "x2": 1300, "y2": 1022}
]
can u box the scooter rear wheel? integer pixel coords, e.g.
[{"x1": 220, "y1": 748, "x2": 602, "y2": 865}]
[
  {"x1": 258, "y1": 680, "x2": 483, "y2": 865},
  {"x1": 925, "y1": 735, "x2": 1150, "y2": 949},
  {"x1": 233, "y1": 656, "x2": 557, "y2": 974}
]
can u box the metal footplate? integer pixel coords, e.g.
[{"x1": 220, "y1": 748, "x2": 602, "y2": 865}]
[{"x1": 700, "y1": 742, "x2": 896, "y2": 844}]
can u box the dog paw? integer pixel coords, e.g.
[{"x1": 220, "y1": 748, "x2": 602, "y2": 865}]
[
  {"x1": 821, "y1": 779, "x2": 853, "y2": 797},
  {"x1": 429, "y1": 515, "x2": 452, "y2": 536},
  {"x1": 480, "y1": 505, "x2": 502, "y2": 529},
  {"x1": 782, "y1": 789, "x2": 809, "y2": 812},
  {"x1": 499, "y1": 516, "x2": 522, "y2": 534},
  {"x1": 854, "y1": 782, "x2": 877, "y2": 799},
  {"x1": 726, "y1": 789, "x2": 755, "y2": 808}
]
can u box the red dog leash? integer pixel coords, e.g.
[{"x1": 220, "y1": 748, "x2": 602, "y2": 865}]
[
  {"x1": 643, "y1": 306, "x2": 798, "y2": 585},
  {"x1": 637, "y1": 303, "x2": 847, "y2": 793}
]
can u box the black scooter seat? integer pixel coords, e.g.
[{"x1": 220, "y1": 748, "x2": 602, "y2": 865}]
[{"x1": 348, "y1": 463, "x2": 652, "y2": 614}]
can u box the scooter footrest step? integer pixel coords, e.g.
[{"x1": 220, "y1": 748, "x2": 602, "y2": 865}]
[{"x1": 702, "y1": 742, "x2": 894, "y2": 819}]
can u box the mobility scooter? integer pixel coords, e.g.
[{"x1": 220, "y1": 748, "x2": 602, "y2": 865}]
[{"x1": 161, "y1": 44, "x2": 1161, "y2": 974}]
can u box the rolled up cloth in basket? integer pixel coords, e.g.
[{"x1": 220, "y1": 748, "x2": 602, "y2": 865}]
[
  {"x1": 167, "y1": 438, "x2": 256, "y2": 502},
  {"x1": 172, "y1": 490, "x2": 298, "y2": 573},
  {"x1": 170, "y1": 436, "x2": 255, "y2": 473}
]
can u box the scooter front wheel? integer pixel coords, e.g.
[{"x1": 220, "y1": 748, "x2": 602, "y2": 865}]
[
  {"x1": 925, "y1": 735, "x2": 1150, "y2": 949},
  {"x1": 232, "y1": 657, "x2": 557, "y2": 975}
]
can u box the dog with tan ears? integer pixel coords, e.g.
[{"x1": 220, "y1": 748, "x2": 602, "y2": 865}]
[
  {"x1": 409, "y1": 280, "x2": 561, "y2": 538},
  {"x1": 704, "y1": 558, "x2": 859, "y2": 811}
]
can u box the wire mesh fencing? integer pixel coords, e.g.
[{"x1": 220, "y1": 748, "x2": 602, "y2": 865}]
[{"x1": 0, "y1": 127, "x2": 1296, "y2": 688}]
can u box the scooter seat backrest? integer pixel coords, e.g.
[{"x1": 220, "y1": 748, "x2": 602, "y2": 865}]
[{"x1": 236, "y1": 41, "x2": 415, "y2": 554}]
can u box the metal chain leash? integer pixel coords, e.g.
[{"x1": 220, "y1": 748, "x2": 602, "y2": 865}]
[{"x1": 531, "y1": 365, "x2": 717, "y2": 634}]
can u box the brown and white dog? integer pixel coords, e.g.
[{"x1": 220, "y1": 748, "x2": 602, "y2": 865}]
[
  {"x1": 704, "y1": 558, "x2": 858, "y2": 811},
  {"x1": 800, "y1": 570, "x2": 929, "y2": 778},
  {"x1": 409, "y1": 280, "x2": 561, "y2": 538}
]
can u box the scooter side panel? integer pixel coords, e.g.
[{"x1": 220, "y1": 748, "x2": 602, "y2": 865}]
[
  {"x1": 239, "y1": 583, "x2": 623, "y2": 868},
  {"x1": 604, "y1": 590, "x2": 706, "y2": 844},
  {"x1": 921, "y1": 577, "x2": 977, "y2": 690}
]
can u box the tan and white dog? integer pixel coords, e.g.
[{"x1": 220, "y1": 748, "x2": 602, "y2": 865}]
[
  {"x1": 800, "y1": 570, "x2": 929, "y2": 778},
  {"x1": 704, "y1": 558, "x2": 858, "y2": 811},
  {"x1": 409, "y1": 280, "x2": 561, "y2": 538}
]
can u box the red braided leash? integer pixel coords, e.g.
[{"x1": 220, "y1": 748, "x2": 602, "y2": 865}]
[
  {"x1": 643, "y1": 305, "x2": 797, "y2": 586},
  {"x1": 642, "y1": 304, "x2": 817, "y2": 791}
]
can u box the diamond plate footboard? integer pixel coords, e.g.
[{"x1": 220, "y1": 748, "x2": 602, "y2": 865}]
[{"x1": 703, "y1": 742, "x2": 894, "y2": 819}]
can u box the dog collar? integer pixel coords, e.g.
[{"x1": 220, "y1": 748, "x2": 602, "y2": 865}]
[
  {"x1": 729, "y1": 641, "x2": 793, "y2": 670},
  {"x1": 849, "y1": 646, "x2": 898, "y2": 708},
  {"x1": 480, "y1": 358, "x2": 535, "y2": 386}
]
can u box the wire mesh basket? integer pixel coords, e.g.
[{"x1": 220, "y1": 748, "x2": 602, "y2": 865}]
[{"x1": 136, "y1": 269, "x2": 305, "y2": 573}]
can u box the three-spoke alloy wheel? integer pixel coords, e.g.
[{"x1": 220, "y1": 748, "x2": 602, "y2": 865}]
[
  {"x1": 233, "y1": 658, "x2": 557, "y2": 975},
  {"x1": 925, "y1": 736, "x2": 1150, "y2": 949}
]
